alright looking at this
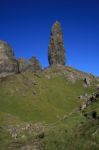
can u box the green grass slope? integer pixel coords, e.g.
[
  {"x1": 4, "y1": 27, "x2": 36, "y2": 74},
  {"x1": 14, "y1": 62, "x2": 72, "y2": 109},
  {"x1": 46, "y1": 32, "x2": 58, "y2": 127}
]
[
  {"x1": 42, "y1": 118, "x2": 99, "y2": 150},
  {"x1": 0, "y1": 66, "x2": 96, "y2": 124},
  {"x1": 0, "y1": 66, "x2": 99, "y2": 150}
]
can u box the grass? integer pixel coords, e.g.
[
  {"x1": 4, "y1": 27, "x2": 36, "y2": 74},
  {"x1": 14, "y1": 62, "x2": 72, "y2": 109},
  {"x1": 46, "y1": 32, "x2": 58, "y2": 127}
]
[
  {"x1": 0, "y1": 66, "x2": 98, "y2": 149},
  {"x1": 0, "y1": 70, "x2": 95, "y2": 124},
  {"x1": 41, "y1": 113, "x2": 99, "y2": 150}
]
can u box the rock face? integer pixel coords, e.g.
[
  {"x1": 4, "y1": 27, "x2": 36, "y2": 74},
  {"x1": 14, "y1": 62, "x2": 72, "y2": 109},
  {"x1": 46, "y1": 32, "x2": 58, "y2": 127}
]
[
  {"x1": 29, "y1": 56, "x2": 42, "y2": 72},
  {"x1": 0, "y1": 40, "x2": 18, "y2": 74},
  {"x1": 0, "y1": 40, "x2": 41, "y2": 75},
  {"x1": 48, "y1": 21, "x2": 66, "y2": 66},
  {"x1": 18, "y1": 56, "x2": 41, "y2": 73},
  {"x1": 17, "y1": 58, "x2": 29, "y2": 73}
]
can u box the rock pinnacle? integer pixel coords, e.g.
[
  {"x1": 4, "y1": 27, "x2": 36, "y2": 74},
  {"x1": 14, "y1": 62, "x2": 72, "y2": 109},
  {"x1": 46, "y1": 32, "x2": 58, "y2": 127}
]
[{"x1": 48, "y1": 21, "x2": 66, "y2": 66}]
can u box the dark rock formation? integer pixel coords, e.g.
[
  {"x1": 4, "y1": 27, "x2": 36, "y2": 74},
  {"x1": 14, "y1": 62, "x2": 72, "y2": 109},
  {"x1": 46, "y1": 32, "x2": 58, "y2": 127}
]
[
  {"x1": 0, "y1": 40, "x2": 18, "y2": 74},
  {"x1": 18, "y1": 56, "x2": 41, "y2": 73},
  {"x1": 48, "y1": 21, "x2": 66, "y2": 66}
]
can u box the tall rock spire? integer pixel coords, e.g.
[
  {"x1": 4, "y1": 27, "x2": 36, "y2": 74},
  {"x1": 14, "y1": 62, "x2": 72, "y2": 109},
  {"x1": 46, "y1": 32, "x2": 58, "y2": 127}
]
[{"x1": 48, "y1": 21, "x2": 66, "y2": 66}]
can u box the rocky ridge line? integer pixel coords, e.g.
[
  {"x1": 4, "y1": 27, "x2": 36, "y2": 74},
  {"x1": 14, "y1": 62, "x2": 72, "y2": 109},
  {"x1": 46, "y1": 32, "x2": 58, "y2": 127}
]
[{"x1": 0, "y1": 40, "x2": 42, "y2": 76}]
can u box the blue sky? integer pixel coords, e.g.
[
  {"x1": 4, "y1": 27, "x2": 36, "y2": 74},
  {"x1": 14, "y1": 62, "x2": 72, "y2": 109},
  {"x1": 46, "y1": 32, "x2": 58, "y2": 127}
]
[{"x1": 0, "y1": 0, "x2": 99, "y2": 75}]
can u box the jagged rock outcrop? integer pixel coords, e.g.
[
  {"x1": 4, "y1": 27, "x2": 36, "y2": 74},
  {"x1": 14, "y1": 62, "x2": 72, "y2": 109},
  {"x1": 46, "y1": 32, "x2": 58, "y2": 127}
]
[
  {"x1": 48, "y1": 21, "x2": 66, "y2": 66},
  {"x1": 0, "y1": 40, "x2": 41, "y2": 75},
  {"x1": 79, "y1": 90, "x2": 99, "y2": 111},
  {"x1": 29, "y1": 56, "x2": 42, "y2": 71},
  {"x1": 18, "y1": 56, "x2": 41, "y2": 73},
  {"x1": 0, "y1": 40, "x2": 18, "y2": 74}
]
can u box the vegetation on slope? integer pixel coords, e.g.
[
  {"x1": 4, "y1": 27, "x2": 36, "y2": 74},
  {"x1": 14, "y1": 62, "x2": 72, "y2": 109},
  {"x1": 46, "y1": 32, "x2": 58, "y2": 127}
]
[
  {"x1": 0, "y1": 66, "x2": 98, "y2": 149},
  {"x1": 0, "y1": 67, "x2": 96, "y2": 123}
]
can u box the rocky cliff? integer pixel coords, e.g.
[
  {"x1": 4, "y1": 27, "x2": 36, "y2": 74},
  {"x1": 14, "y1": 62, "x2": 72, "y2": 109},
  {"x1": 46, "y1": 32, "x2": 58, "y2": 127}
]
[
  {"x1": 0, "y1": 41, "x2": 41, "y2": 75},
  {"x1": 48, "y1": 21, "x2": 66, "y2": 66},
  {"x1": 18, "y1": 56, "x2": 41, "y2": 73},
  {"x1": 0, "y1": 40, "x2": 18, "y2": 74}
]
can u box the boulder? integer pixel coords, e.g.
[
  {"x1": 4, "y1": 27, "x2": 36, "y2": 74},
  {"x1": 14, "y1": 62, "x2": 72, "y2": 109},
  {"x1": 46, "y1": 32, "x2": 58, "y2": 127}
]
[
  {"x1": 84, "y1": 77, "x2": 90, "y2": 86},
  {"x1": 48, "y1": 21, "x2": 66, "y2": 66}
]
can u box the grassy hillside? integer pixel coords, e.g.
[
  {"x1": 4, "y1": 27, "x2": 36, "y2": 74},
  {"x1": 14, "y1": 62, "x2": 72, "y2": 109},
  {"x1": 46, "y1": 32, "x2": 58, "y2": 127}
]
[
  {"x1": 41, "y1": 117, "x2": 99, "y2": 150},
  {"x1": 0, "y1": 66, "x2": 96, "y2": 124},
  {"x1": 0, "y1": 66, "x2": 99, "y2": 150}
]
